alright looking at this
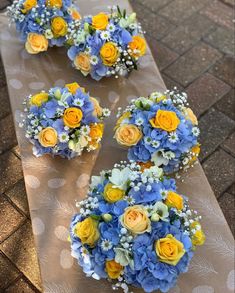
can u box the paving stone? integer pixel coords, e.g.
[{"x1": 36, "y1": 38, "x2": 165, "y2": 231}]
[
  {"x1": 202, "y1": 149, "x2": 235, "y2": 197},
  {"x1": 210, "y1": 56, "x2": 235, "y2": 87},
  {"x1": 204, "y1": 26, "x2": 234, "y2": 55},
  {"x1": 228, "y1": 184, "x2": 235, "y2": 195},
  {"x1": 0, "y1": 195, "x2": 25, "y2": 243},
  {"x1": 162, "y1": 74, "x2": 184, "y2": 91},
  {"x1": 219, "y1": 192, "x2": 235, "y2": 236},
  {"x1": 159, "y1": 0, "x2": 210, "y2": 24},
  {"x1": 0, "y1": 221, "x2": 42, "y2": 291},
  {"x1": 200, "y1": 0, "x2": 234, "y2": 30},
  {"x1": 215, "y1": 89, "x2": 235, "y2": 121},
  {"x1": 199, "y1": 108, "x2": 235, "y2": 160},
  {"x1": 164, "y1": 42, "x2": 222, "y2": 86},
  {"x1": 130, "y1": 0, "x2": 173, "y2": 12},
  {"x1": 220, "y1": 0, "x2": 235, "y2": 6},
  {"x1": 132, "y1": 2, "x2": 174, "y2": 40},
  {"x1": 222, "y1": 131, "x2": 235, "y2": 156},
  {"x1": 186, "y1": 73, "x2": 231, "y2": 117},
  {"x1": 146, "y1": 37, "x2": 179, "y2": 71},
  {"x1": 0, "y1": 114, "x2": 18, "y2": 154},
  {"x1": 0, "y1": 252, "x2": 20, "y2": 290},
  {"x1": 162, "y1": 13, "x2": 214, "y2": 54},
  {"x1": 5, "y1": 277, "x2": 38, "y2": 293},
  {"x1": 0, "y1": 86, "x2": 11, "y2": 119},
  {"x1": 5, "y1": 179, "x2": 29, "y2": 217},
  {"x1": 0, "y1": 151, "x2": 23, "y2": 194}
]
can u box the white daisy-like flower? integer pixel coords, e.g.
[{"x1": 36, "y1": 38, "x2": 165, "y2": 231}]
[
  {"x1": 124, "y1": 195, "x2": 135, "y2": 205},
  {"x1": 168, "y1": 132, "x2": 179, "y2": 143},
  {"x1": 144, "y1": 137, "x2": 152, "y2": 145},
  {"x1": 151, "y1": 141, "x2": 160, "y2": 148},
  {"x1": 129, "y1": 23, "x2": 137, "y2": 30},
  {"x1": 163, "y1": 151, "x2": 175, "y2": 160},
  {"x1": 107, "y1": 23, "x2": 115, "y2": 32},
  {"x1": 182, "y1": 157, "x2": 189, "y2": 165},
  {"x1": 100, "y1": 30, "x2": 111, "y2": 40},
  {"x1": 103, "y1": 108, "x2": 111, "y2": 117},
  {"x1": 135, "y1": 117, "x2": 144, "y2": 126},
  {"x1": 74, "y1": 98, "x2": 84, "y2": 107},
  {"x1": 160, "y1": 189, "x2": 168, "y2": 199},
  {"x1": 101, "y1": 239, "x2": 113, "y2": 251},
  {"x1": 90, "y1": 55, "x2": 99, "y2": 65},
  {"x1": 192, "y1": 127, "x2": 200, "y2": 136},
  {"x1": 59, "y1": 132, "x2": 69, "y2": 143},
  {"x1": 84, "y1": 47, "x2": 91, "y2": 54},
  {"x1": 44, "y1": 29, "x2": 53, "y2": 39}
]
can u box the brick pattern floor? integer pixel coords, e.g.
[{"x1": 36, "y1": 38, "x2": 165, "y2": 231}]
[{"x1": 0, "y1": 0, "x2": 234, "y2": 291}]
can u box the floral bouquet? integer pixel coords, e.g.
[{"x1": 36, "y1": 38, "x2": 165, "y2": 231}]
[
  {"x1": 114, "y1": 89, "x2": 200, "y2": 174},
  {"x1": 70, "y1": 162, "x2": 205, "y2": 293},
  {"x1": 22, "y1": 82, "x2": 110, "y2": 158},
  {"x1": 66, "y1": 6, "x2": 146, "y2": 81},
  {"x1": 7, "y1": 0, "x2": 81, "y2": 54}
]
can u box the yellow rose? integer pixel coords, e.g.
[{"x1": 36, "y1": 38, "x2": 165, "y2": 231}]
[
  {"x1": 155, "y1": 234, "x2": 185, "y2": 266},
  {"x1": 121, "y1": 205, "x2": 151, "y2": 234},
  {"x1": 115, "y1": 124, "x2": 142, "y2": 147},
  {"x1": 38, "y1": 127, "x2": 58, "y2": 147},
  {"x1": 138, "y1": 161, "x2": 154, "y2": 172},
  {"x1": 25, "y1": 33, "x2": 48, "y2": 54},
  {"x1": 149, "y1": 110, "x2": 180, "y2": 132},
  {"x1": 65, "y1": 82, "x2": 85, "y2": 95},
  {"x1": 74, "y1": 53, "x2": 91, "y2": 76},
  {"x1": 22, "y1": 0, "x2": 37, "y2": 13},
  {"x1": 100, "y1": 42, "x2": 119, "y2": 66},
  {"x1": 46, "y1": 0, "x2": 62, "y2": 8},
  {"x1": 30, "y1": 92, "x2": 49, "y2": 106},
  {"x1": 165, "y1": 191, "x2": 184, "y2": 210},
  {"x1": 190, "y1": 143, "x2": 201, "y2": 163},
  {"x1": 51, "y1": 17, "x2": 68, "y2": 38},
  {"x1": 90, "y1": 97, "x2": 103, "y2": 117},
  {"x1": 103, "y1": 183, "x2": 125, "y2": 203},
  {"x1": 92, "y1": 12, "x2": 109, "y2": 30},
  {"x1": 70, "y1": 8, "x2": 81, "y2": 20},
  {"x1": 128, "y1": 36, "x2": 146, "y2": 58},
  {"x1": 190, "y1": 221, "x2": 206, "y2": 246},
  {"x1": 106, "y1": 260, "x2": 123, "y2": 279},
  {"x1": 63, "y1": 107, "x2": 83, "y2": 128},
  {"x1": 185, "y1": 108, "x2": 198, "y2": 125},
  {"x1": 74, "y1": 217, "x2": 100, "y2": 247},
  {"x1": 89, "y1": 123, "x2": 104, "y2": 139}
]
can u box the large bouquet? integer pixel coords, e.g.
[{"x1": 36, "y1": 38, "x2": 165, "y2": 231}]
[
  {"x1": 22, "y1": 82, "x2": 110, "y2": 158},
  {"x1": 70, "y1": 162, "x2": 205, "y2": 293},
  {"x1": 7, "y1": 0, "x2": 81, "y2": 54},
  {"x1": 66, "y1": 6, "x2": 146, "y2": 81},
  {"x1": 114, "y1": 89, "x2": 200, "y2": 174}
]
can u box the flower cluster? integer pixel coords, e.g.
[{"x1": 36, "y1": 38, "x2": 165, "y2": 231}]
[
  {"x1": 114, "y1": 89, "x2": 200, "y2": 174},
  {"x1": 7, "y1": 0, "x2": 81, "y2": 54},
  {"x1": 66, "y1": 6, "x2": 146, "y2": 81},
  {"x1": 70, "y1": 162, "x2": 205, "y2": 293},
  {"x1": 22, "y1": 82, "x2": 110, "y2": 158}
]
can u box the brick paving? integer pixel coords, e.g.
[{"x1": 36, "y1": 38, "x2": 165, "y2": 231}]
[{"x1": 0, "y1": 0, "x2": 234, "y2": 291}]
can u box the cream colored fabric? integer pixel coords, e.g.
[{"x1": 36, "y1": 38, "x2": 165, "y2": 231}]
[{"x1": 0, "y1": 1, "x2": 234, "y2": 292}]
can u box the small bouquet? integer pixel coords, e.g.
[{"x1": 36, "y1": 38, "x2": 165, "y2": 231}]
[
  {"x1": 114, "y1": 89, "x2": 200, "y2": 174},
  {"x1": 66, "y1": 6, "x2": 146, "y2": 81},
  {"x1": 70, "y1": 162, "x2": 205, "y2": 293},
  {"x1": 7, "y1": 0, "x2": 81, "y2": 54},
  {"x1": 22, "y1": 82, "x2": 110, "y2": 158}
]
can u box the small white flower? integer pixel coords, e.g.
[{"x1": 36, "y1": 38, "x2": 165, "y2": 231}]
[
  {"x1": 103, "y1": 108, "x2": 111, "y2": 117},
  {"x1": 135, "y1": 117, "x2": 144, "y2": 126},
  {"x1": 44, "y1": 29, "x2": 53, "y2": 39},
  {"x1": 100, "y1": 30, "x2": 111, "y2": 40},
  {"x1": 151, "y1": 141, "x2": 160, "y2": 148},
  {"x1": 101, "y1": 239, "x2": 113, "y2": 251},
  {"x1": 168, "y1": 132, "x2": 179, "y2": 143},
  {"x1": 107, "y1": 23, "x2": 115, "y2": 32},
  {"x1": 182, "y1": 157, "x2": 189, "y2": 165},
  {"x1": 144, "y1": 137, "x2": 152, "y2": 145},
  {"x1": 74, "y1": 98, "x2": 84, "y2": 107},
  {"x1": 192, "y1": 127, "x2": 200, "y2": 136},
  {"x1": 90, "y1": 55, "x2": 99, "y2": 65},
  {"x1": 129, "y1": 23, "x2": 137, "y2": 30},
  {"x1": 160, "y1": 189, "x2": 168, "y2": 199},
  {"x1": 163, "y1": 151, "x2": 175, "y2": 160},
  {"x1": 81, "y1": 125, "x2": 90, "y2": 136}
]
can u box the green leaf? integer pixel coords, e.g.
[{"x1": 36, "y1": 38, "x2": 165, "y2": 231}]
[{"x1": 90, "y1": 214, "x2": 101, "y2": 221}]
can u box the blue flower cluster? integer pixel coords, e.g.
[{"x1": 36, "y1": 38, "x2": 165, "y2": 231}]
[
  {"x1": 23, "y1": 82, "x2": 110, "y2": 158},
  {"x1": 7, "y1": 0, "x2": 80, "y2": 50},
  {"x1": 114, "y1": 90, "x2": 200, "y2": 174},
  {"x1": 67, "y1": 6, "x2": 146, "y2": 80},
  {"x1": 70, "y1": 163, "x2": 204, "y2": 293}
]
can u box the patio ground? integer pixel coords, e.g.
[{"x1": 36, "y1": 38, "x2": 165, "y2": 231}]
[{"x1": 0, "y1": 0, "x2": 234, "y2": 291}]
